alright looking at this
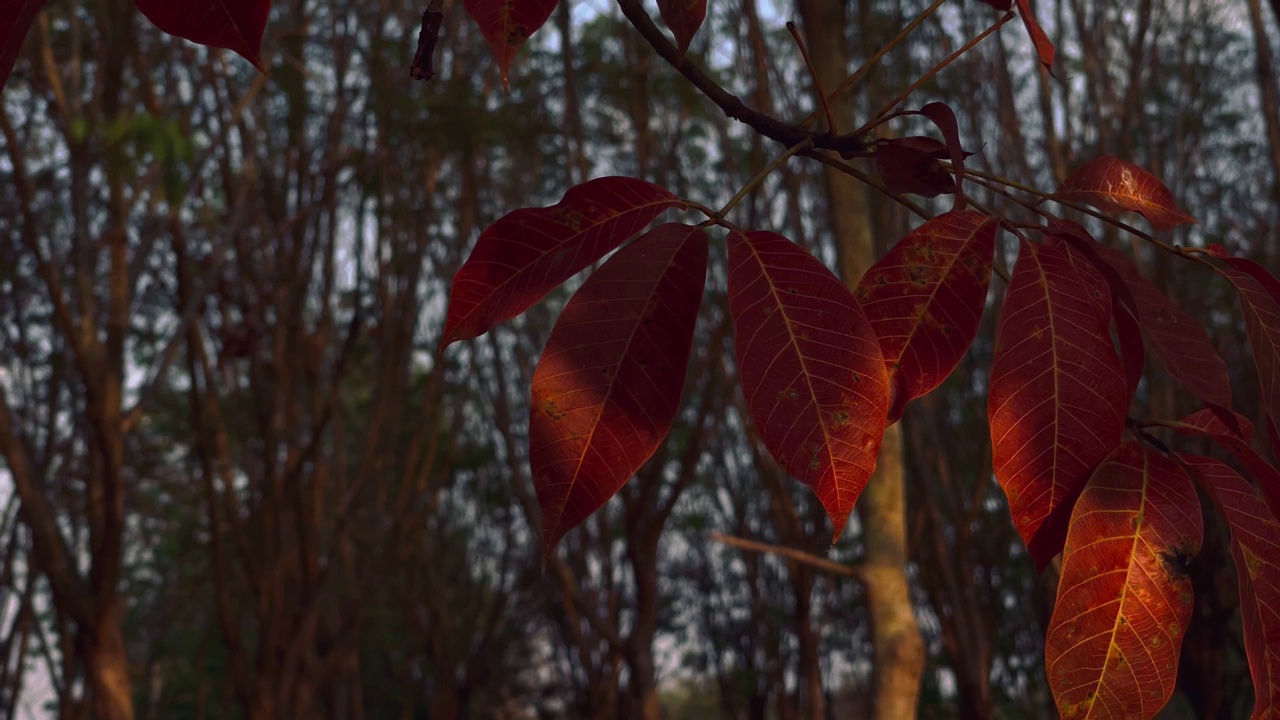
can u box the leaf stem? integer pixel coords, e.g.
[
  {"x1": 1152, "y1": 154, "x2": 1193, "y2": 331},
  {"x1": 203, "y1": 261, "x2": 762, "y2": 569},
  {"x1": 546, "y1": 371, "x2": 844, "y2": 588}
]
[
  {"x1": 800, "y1": 0, "x2": 952, "y2": 131},
  {"x1": 711, "y1": 139, "x2": 814, "y2": 221},
  {"x1": 799, "y1": 150, "x2": 931, "y2": 219},
  {"x1": 787, "y1": 22, "x2": 836, "y2": 133}
]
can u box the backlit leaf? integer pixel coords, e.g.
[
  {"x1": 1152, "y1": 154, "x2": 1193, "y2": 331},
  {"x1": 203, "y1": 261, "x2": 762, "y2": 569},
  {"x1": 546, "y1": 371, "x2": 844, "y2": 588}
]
[
  {"x1": 988, "y1": 238, "x2": 1126, "y2": 569},
  {"x1": 1056, "y1": 156, "x2": 1196, "y2": 231},
  {"x1": 918, "y1": 102, "x2": 968, "y2": 209},
  {"x1": 134, "y1": 0, "x2": 271, "y2": 68},
  {"x1": 1045, "y1": 442, "x2": 1202, "y2": 720},
  {"x1": 1015, "y1": 0, "x2": 1054, "y2": 73},
  {"x1": 856, "y1": 210, "x2": 997, "y2": 421},
  {"x1": 1181, "y1": 454, "x2": 1280, "y2": 720},
  {"x1": 657, "y1": 0, "x2": 706, "y2": 57},
  {"x1": 1217, "y1": 257, "x2": 1280, "y2": 434},
  {"x1": 441, "y1": 177, "x2": 685, "y2": 347},
  {"x1": 727, "y1": 229, "x2": 888, "y2": 540},
  {"x1": 531, "y1": 224, "x2": 707, "y2": 555},
  {"x1": 1089, "y1": 243, "x2": 1233, "y2": 411},
  {"x1": 464, "y1": 0, "x2": 557, "y2": 92},
  {"x1": 1046, "y1": 221, "x2": 1144, "y2": 404},
  {"x1": 0, "y1": 0, "x2": 48, "y2": 93}
]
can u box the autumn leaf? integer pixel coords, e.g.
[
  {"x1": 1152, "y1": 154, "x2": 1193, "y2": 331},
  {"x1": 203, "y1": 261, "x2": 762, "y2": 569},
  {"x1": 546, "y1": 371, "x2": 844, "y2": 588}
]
[
  {"x1": 988, "y1": 237, "x2": 1127, "y2": 569},
  {"x1": 874, "y1": 139, "x2": 955, "y2": 198},
  {"x1": 441, "y1": 177, "x2": 685, "y2": 347},
  {"x1": 464, "y1": 0, "x2": 557, "y2": 92},
  {"x1": 531, "y1": 224, "x2": 707, "y2": 555},
  {"x1": 1045, "y1": 442, "x2": 1201, "y2": 720},
  {"x1": 134, "y1": 0, "x2": 271, "y2": 68},
  {"x1": 727, "y1": 229, "x2": 888, "y2": 541},
  {"x1": 1014, "y1": 0, "x2": 1055, "y2": 73},
  {"x1": 1216, "y1": 257, "x2": 1280, "y2": 435},
  {"x1": 1088, "y1": 242, "x2": 1233, "y2": 411},
  {"x1": 1181, "y1": 454, "x2": 1280, "y2": 720},
  {"x1": 1164, "y1": 409, "x2": 1280, "y2": 521},
  {"x1": 1047, "y1": 222, "x2": 1145, "y2": 405},
  {"x1": 657, "y1": 0, "x2": 706, "y2": 57},
  {"x1": 918, "y1": 102, "x2": 968, "y2": 209},
  {"x1": 856, "y1": 210, "x2": 997, "y2": 422},
  {"x1": 0, "y1": 0, "x2": 48, "y2": 92},
  {"x1": 1056, "y1": 156, "x2": 1197, "y2": 231}
]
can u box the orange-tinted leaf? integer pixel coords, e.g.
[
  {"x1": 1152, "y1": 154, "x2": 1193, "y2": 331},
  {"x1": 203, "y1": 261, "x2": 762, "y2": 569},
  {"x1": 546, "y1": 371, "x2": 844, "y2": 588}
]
[
  {"x1": 657, "y1": 0, "x2": 706, "y2": 56},
  {"x1": 1015, "y1": 0, "x2": 1054, "y2": 72},
  {"x1": 464, "y1": 0, "x2": 557, "y2": 92},
  {"x1": 1088, "y1": 243, "x2": 1233, "y2": 410},
  {"x1": 988, "y1": 238, "x2": 1126, "y2": 569},
  {"x1": 1045, "y1": 442, "x2": 1201, "y2": 720},
  {"x1": 1181, "y1": 454, "x2": 1280, "y2": 719},
  {"x1": 1217, "y1": 257, "x2": 1280, "y2": 433},
  {"x1": 874, "y1": 141, "x2": 953, "y2": 198},
  {"x1": 531, "y1": 224, "x2": 707, "y2": 554},
  {"x1": 727, "y1": 230, "x2": 888, "y2": 540},
  {"x1": 134, "y1": 0, "x2": 270, "y2": 68},
  {"x1": 0, "y1": 0, "x2": 48, "y2": 93},
  {"x1": 1167, "y1": 409, "x2": 1280, "y2": 521},
  {"x1": 1048, "y1": 223, "x2": 1144, "y2": 405},
  {"x1": 856, "y1": 210, "x2": 997, "y2": 422},
  {"x1": 1056, "y1": 156, "x2": 1196, "y2": 231},
  {"x1": 441, "y1": 177, "x2": 685, "y2": 347}
]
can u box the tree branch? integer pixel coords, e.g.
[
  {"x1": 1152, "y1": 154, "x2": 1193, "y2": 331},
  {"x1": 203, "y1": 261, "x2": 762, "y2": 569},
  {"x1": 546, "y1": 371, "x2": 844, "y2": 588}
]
[{"x1": 614, "y1": 0, "x2": 868, "y2": 157}]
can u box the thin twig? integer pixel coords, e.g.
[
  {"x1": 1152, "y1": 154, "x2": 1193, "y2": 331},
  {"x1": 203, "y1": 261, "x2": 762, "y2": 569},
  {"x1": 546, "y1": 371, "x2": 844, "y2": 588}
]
[
  {"x1": 710, "y1": 532, "x2": 860, "y2": 578},
  {"x1": 615, "y1": 0, "x2": 868, "y2": 156},
  {"x1": 800, "y1": 150, "x2": 931, "y2": 219},
  {"x1": 713, "y1": 139, "x2": 814, "y2": 220},
  {"x1": 857, "y1": 12, "x2": 1016, "y2": 136},
  {"x1": 786, "y1": 22, "x2": 835, "y2": 133}
]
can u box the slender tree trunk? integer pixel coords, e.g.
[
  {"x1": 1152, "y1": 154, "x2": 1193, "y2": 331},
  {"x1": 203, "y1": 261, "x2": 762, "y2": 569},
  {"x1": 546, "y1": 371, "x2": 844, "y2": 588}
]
[
  {"x1": 1246, "y1": 0, "x2": 1280, "y2": 261},
  {"x1": 795, "y1": 0, "x2": 925, "y2": 717}
]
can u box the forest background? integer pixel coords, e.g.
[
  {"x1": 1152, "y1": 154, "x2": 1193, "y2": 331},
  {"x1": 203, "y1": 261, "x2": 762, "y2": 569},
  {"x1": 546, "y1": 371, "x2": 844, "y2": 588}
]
[{"x1": 1, "y1": 0, "x2": 1279, "y2": 717}]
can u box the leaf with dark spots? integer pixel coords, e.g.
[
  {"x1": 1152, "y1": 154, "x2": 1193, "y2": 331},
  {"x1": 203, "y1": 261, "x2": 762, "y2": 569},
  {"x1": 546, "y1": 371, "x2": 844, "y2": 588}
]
[
  {"x1": 531, "y1": 224, "x2": 707, "y2": 555},
  {"x1": 464, "y1": 0, "x2": 557, "y2": 92},
  {"x1": 441, "y1": 177, "x2": 685, "y2": 347},
  {"x1": 1056, "y1": 156, "x2": 1197, "y2": 231},
  {"x1": 857, "y1": 210, "x2": 997, "y2": 422},
  {"x1": 1046, "y1": 442, "x2": 1201, "y2": 719},
  {"x1": 988, "y1": 237, "x2": 1127, "y2": 569},
  {"x1": 135, "y1": 0, "x2": 271, "y2": 69},
  {"x1": 727, "y1": 229, "x2": 889, "y2": 541}
]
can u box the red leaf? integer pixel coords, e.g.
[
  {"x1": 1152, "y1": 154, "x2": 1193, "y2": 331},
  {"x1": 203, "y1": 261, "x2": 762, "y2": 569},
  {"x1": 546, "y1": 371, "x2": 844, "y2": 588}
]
[
  {"x1": 1088, "y1": 243, "x2": 1233, "y2": 410},
  {"x1": 441, "y1": 177, "x2": 685, "y2": 347},
  {"x1": 1217, "y1": 257, "x2": 1280, "y2": 432},
  {"x1": 464, "y1": 0, "x2": 557, "y2": 92},
  {"x1": 1048, "y1": 223, "x2": 1144, "y2": 405},
  {"x1": 1055, "y1": 156, "x2": 1197, "y2": 231},
  {"x1": 1015, "y1": 0, "x2": 1054, "y2": 73},
  {"x1": 1167, "y1": 409, "x2": 1280, "y2": 521},
  {"x1": 134, "y1": 0, "x2": 270, "y2": 68},
  {"x1": 1181, "y1": 454, "x2": 1280, "y2": 719},
  {"x1": 1045, "y1": 442, "x2": 1202, "y2": 720},
  {"x1": 918, "y1": 102, "x2": 968, "y2": 210},
  {"x1": 979, "y1": 0, "x2": 1013, "y2": 9},
  {"x1": 988, "y1": 238, "x2": 1127, "y2": 569},
  {"x1": 0, "y1": 0, "x2": 48, "y2": 92},
  {"x1": 727, "y1": 229, "x2": 889, "y2": 540},
  {"x1": 874, "y1": 141, "x2": 955, "y2": 198},
  {"x1": 657, "y1": 0, "x2": 706, "y2": 57},
  {"x1": 530, "y1": 224, "x2": 707, "y2": 554},
  {"x1": 856, "y1": 210, "x2": 997, "y2": 422}
]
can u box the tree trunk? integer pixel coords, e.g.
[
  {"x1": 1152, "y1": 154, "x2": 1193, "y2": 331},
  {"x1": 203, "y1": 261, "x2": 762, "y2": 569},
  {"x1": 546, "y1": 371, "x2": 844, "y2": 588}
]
[
  {"x1": 86, "y1": 602, "x2": 135, "y2": 720},
  {"x1": 794, "y1": 0, "x2": 926, "y2": 715}
]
